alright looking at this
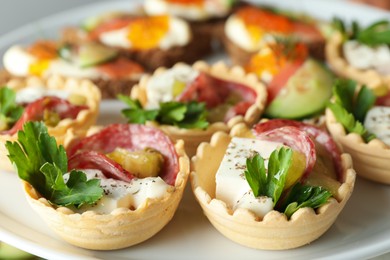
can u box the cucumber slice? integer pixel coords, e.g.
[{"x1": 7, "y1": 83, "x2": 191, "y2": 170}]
[
  {"x1": 78, "y1": 43, "x2": 118, "y2": 68},
  {"x1": 58, "y1": 44, "x2": 73, "y2": 62},
  {"x1": 265, "y1": 59, "x2": 334, "y2": 119}
]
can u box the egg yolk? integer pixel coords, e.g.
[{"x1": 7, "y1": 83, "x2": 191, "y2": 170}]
[
  {"x1": 236, "y1": 7, "x2": 294, "y2": 44},
  {"x1": 127, "y1": 16, "x2": 169, "y2": 50},
  {"x1": 246, "y1": 42, "x2": 308, "y2": 77},
  {"x1": 29, "y1": 60, "x2": 51, "y2": 76},
  {"x1": 27, "y1": 41, "x2": 58, "y2": 76},
  {"x1": 166, "y1": 0, "x2": 204, "y2": 6}
]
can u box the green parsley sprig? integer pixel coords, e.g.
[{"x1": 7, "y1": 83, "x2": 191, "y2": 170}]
[
  {"x1": 0, "y1": 87, "x2": 24, "y2": 131},
  {"x1": 5, "y1": 121, "x2": 103, "y2": 208},
  {"x1": 332, "y1": 18, "x2": 390, "y2": 46},
  {"x1": 118, "y1": 95, "x2": 209, "y2": 129},
  {"x1": 244, "y1": 147, "x2": 332, "y2": 219},
  {"x1": 327, "y1": 79, "x2": 376, "y2": 142}
]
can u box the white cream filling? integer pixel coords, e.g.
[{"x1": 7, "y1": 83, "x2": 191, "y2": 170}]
[
  {"x1": 15, "y1": 86, "x2": 70, "y2": 104},
  {"x1": 99, "y1": 16, "x2": 191, "y2": 50},
  {"x1": 145, "y1": 64, "x2": 199, "y2": 109},
  {"x1": 343, "y1": 40, "x2": 390, "y2": 75},
  {"x1": 65, "y1": 169, "x2": 171, "y2": 214},
  {"x1": 215, "y1": 137, "x2": 284, "y2": 218},
  {"x1": 364, "y1": 106, "x2": 390, "y2": 146}
]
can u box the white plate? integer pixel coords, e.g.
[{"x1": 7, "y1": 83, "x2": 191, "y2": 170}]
[{"x1": 0, "y1": 1, "x2": 390, "y2": 259}]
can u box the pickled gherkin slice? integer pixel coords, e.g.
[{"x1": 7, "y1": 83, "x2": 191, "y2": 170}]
[{"x1": 106, "y1": 147, "x2": 164, "y2": 178}]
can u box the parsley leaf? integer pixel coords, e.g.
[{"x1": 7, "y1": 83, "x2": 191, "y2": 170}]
[
  {"x1": 119, "y1": 96, "x2": 209, "y2": 130},
  {"x1": 333, "y1": 18, "x2": 390, "y2": 46},
  {"x1": 244, "y1": 147, "x2": 292, "y2": 206},
  {"x1": 244, "y1": 147, "x2": 332, "y2": 218},
  {"x1": 280, "y1": 183, "x2": 332, "y2": 219},
  {"x1": 0, "y1": 87, "x2": 24, "y2": 131},
  {"x1": 118, "y1": 94, "x2": 159, "y2": 124},
  {"x1": 327, "y1": 79, "x2": 376, "y2": 142},
  {"x1": 5, "y1": 121, "x2": 103, "y2": 208}
]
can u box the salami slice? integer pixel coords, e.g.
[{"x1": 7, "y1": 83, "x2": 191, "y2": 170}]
[
  {"x1": 253, "y1": 119, "x2": 342, "y2": 179},
  {"x1": 67, "y1": 124, "x2": 179, "y2": 185},
  {"x1": 177, "y1": 72, "x2": 257, "y2": 110},
  {"x1": 2, "y1": 96, "x2": 87, "y2": 136},
  {"x1": 255, "y1": 125, "x2": 316, "y2": 179},
  {"x1": 68, "y1": 151, "x2": 133, "y2": 182}
]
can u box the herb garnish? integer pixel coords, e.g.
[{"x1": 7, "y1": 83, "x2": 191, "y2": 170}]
[
  {"x1": 332, "y1": 18, "x2": 390, "y2": 46},
  {"x1": 118, "y1": 95, "x2": 209, "y2": 129},
  {"x1": 281, "y1": 183, "x2": 332, "y2": 219},
  {"x1": 0, "y1": 87, "x2": 24, "y2": 131},
  {"x1": 327, "y1": 79, "x2": 376, "y2": 142},
  {"x1": 5, "y1": 121, "x2": 103, "y2": 208},
  {"x1": 245, "y1": 147, "x2": 292, "y2": 206},
  {"x1": 244, "y1": 147, "x2": 331, "y2": 218}
]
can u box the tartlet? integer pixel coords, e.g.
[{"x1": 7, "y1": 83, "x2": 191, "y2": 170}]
[
  {"x1": 191, "y1": 122, "x2": 355, "y2": 250},
  {"x1": 325, "y1": 108, "x2": 390, "y2": 184},
  {"x1": 326, "y1": 31, "x2": 390, "y2": 90},
  {"x1": 17, "y1": 123, "x2": 190, "y2": 250},
  {"x1": 130, "y1": 61, "x2": 267, "y2": 157},
  {"x1": 0, "y1": 75, "x2": 100, "y2": 172}
]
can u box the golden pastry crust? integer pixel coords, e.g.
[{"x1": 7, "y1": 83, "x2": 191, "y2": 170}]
[
  {"x1": 325, "y1": 32, "x2": 390, "y2": 90},
  {"x1": 131, "y1": 61, "x2": 267, "y2": 157},
  {"x1": 190, "y1": 123, "x2": 356, "y2": 250},
  {"x1": 0, "y1": 75, "x2": 101, "y2": 172},
  {"x1": 325, "y1": 108, "x2": 390, "y2": 184},
  {"x1": 23, "y1": 138, "x2": 189, "y2": 250}
]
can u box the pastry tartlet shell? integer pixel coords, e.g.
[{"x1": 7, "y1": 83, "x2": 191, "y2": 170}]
[
  {"x1": 0, "y1": 75, "x2": 101, "y2": 172},
  {"x1": 325, "y1": 108, "x2": 390, "y2": 184},
  {"x1": 22, "y1": 137, "x2": 189, "y2": 250},
  {"x1": 131, "y1": 61, "x2": 268, "y2": 157},
  {"x1": 190, "y1": 123, "x2": 356, "y2": 250},
  {"x1": 325, "y1": 32, "x2": 390, "y2": 90}
]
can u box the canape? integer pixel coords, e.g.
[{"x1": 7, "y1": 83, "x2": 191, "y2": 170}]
[
  {"x1": 223, "y1": 5, "x2": 326, "y2": 67},
  {"x1": 143, "y1": 0, "x2": 239, "y2": 47},
  {"x1": 2, "y1": 40, "x2": 145, "y2": 98},
  {"x1": 191, "y1": 119, "x2": 355, "y2": 250},
  {"x1": 0, "y1": 75, "x2": 100, "y2": 172},
  {"x1": 245, "y1": 39, "x2": 334, "y2": 121},
  {"x1": 128, "y1": 61, "x2": 267, "y2": 157},
  {"x1": 325, "y1": 19, "x2": 390, "y2": 90},
  {"x1": 7, "y1": 122, "x2": 189, "y2": 250},
  {"x1": 62, "y1": 13, "x2": 212, "y2": 71},
  {"x1": 326, "y1": 80, "x2": 390, "y2": 184}
]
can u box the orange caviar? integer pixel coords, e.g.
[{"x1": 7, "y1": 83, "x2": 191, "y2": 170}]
[
  {"x1": 237, "y1": 7, "x2": 294, "y2": 39},
  {"x1": 127, "y1": 16, "x2": 169, "y2": 50},
  {"x1": 166, "y1": 0, "x2": 204, "y2": 6},
  {"x1": 246, "y1": 42, "x2": 308, "y2": 77},
  {"x1": 27, "y1": 40, "x2": 58, "y2": 60}
]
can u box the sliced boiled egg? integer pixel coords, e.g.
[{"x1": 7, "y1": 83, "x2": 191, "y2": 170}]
[
  {"x1": 225, "y1": 6, "x2": 294, "y2": 52},
  {"x1": 144, "y1": 0, "x2": 231, "y2": 21},
  {"x1": 99, "y1": 15, "x2": 191, "y2": 50},
  {"x1": 3, "y1": 46, "x2": 43, "y2": 76}
]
